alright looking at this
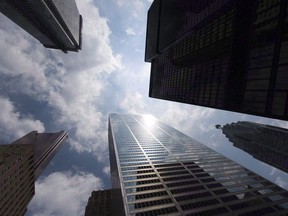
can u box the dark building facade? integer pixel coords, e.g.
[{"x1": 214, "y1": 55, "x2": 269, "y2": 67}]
[
  {"x1": 145, "y1": 0, "x2": 288, "y2": 121},
  {"x1": 0, "y1": 131, "x2": 67, "y2": 215},
  {"x1": 0, "y1": 0, "x2": 82, "y2": 53},
  {"x1": 109, "y1": 114, "x2": 288, "y2": 215},
  {"x1": 85, "y1": 189, "x2": 121, "y2": 216},
  {"x1": 217, "y1": 121, "x2": 288, "y2": 174}
]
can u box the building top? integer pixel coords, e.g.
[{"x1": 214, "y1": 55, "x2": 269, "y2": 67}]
[{"x1": 12, "y1": 130, "x2": 68, "y2": 178}]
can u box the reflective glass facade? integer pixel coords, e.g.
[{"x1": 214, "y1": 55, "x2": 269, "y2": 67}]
[
  {"x1": 219, "y1": 121, "x2": 288, "y2": 173},
  {"x1": 146, "y1": 0, "x2": 288, "y2": 121},
  {"x1": 109, "y1": 114, "x2": 288, "y2": 215}
]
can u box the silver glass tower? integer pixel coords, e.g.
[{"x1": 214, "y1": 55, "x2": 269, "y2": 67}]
[{"x1": 109, "y1": 114, "x2": 288, "y2": 215}]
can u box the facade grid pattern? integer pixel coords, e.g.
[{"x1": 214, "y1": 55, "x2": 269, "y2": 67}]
[
  {"x1": 109, "y1": 114, "x2": 288, "y2": 216},
  {"x1": 146, "y1": 0, "x2": 288, "y2": 121},
  {"x1": 220, "y1": 121, "x2": 288, "y2": 173}
]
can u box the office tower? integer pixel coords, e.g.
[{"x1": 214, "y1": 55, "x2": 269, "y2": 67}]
[
  {"x1": 0, "y1": 144, "x2": 34, "y2": 216},
  {"x1": 85, "y1": 189, "x2": 116, "y2": 216},
  {"x1": 217, "y1": 121, "x2": 288, "y2": 174},
  {"x1": 0, "y1": 0, "x2": 82, "y2": 53},
  {"x1": 0, "y1": 131, "x2": 67, "y2": 216},
  {"x1": 145, "y1": 0, "x2": 288, "y2": 121},
  {"x1": 109, "y1": 114, "x2": 288, "y2": 215},
  {"x1": 12, "y1": 131, "x2": 68, "y2": 179}
]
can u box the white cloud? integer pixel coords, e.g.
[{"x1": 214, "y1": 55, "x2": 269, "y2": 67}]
[
  {"x1": 276, "y1": 176, "x2": 288, "y2": 189},
  {"x1": 103, "y1": 166, "x2": 110, "y2": 176},
  {"x1": 0, "y1": 0, "x2": 122, "y2": 160},
  {"x1": 120, "y1": 91, "x2": 146, "y2": 114},
  {"x1": 116, "y1": 0, "x2": 145, "y2": 18},
  {"x1": 29, "y1": 171, "x2": 103, "y2": 216},
  {"x1": 0, "y1": 96, "x2": 45, "y2": 141},
  {"x1": 125, "y1": 27, "x2": 136, "y2": 36},
  {"x1": 159, "y1": 103, "x2": 216, "y2": 135}
]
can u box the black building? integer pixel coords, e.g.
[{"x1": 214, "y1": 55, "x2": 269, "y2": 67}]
[
  {"x1": 217, "y1": 121, "x2": 288, "y2": 174},
  {"x1": 0, "y1": 0, "x2": 82, "y2": 53},
  {"x1": 145, "y1": 0, "x2": 288, "y2": 121}
]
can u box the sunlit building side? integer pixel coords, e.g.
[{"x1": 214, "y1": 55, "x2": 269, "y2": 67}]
[
  {"x1": 108, "y1": 114, "x2": 288, "y2": 215},
  {"x1": 0, "y1": 0, "x2": 82, "y2": 53},
  {"x1": 218, "y1": 121, "x2": 288, "y2": 174},
  {"x1": 145, "y1": 0, "x2": 288, "y2": 121}
]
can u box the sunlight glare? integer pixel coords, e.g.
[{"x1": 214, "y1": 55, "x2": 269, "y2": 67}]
[{"x1": 143, "y1": 114, "x2": 156, "y2": 129}]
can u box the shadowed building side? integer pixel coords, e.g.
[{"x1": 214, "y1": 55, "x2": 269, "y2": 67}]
[
  {"x1": 145, "y1": 0, "x2": 288, "y2": 121},
  {"x1": 0, "y1": 144, "x2": 34, "y2": 216},
  {"x1": 84, "y1": 189, "x2": 123, "y2": 216},
  {"x1": 0, "y1": 131, "x2": 67, "y2": 216},
  {"x1": 217, "y1": 121, "x2": 288, "y2": 174},
  {"x1": 12, "y1": 131, "x2": 68, "y2": 179},
  {"x1": 0, "y1": 0, "x2": 82, "y2": 53}
]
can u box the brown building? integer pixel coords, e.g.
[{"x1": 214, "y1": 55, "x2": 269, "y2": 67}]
[
  {"x1": 146, "y1": 0, "x2": 288, "y2": 121},
  {"x1": 0, "y1": 144, "x2": 34, "y2": 216},
  {"x1": 84, "y1": 189, "x2": 125, "y2": 216},
  {"x1": 0, "y1": 131, "x2": 67, "y2": 216}
]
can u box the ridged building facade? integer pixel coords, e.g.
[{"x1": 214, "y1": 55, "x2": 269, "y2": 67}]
[
  {"x1": 108, "y1": 114, "x2": 288, "y2": 215},
  {"x1": 218, "y1": 121, "x2": 288, "y2": 174},
  {"x1": 0, "y1": 131, "x2": 67, "y2": 216}
]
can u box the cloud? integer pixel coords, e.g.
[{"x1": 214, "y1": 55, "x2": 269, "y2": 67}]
[
  {"x1": 0, "y1": 96, "x2": 45, "y2": 142},
  {"x1": 276, "y1": 176, "x2": 288, "y2": 189},
  {"x1": 116, "y1": 0, "x2": 145, "y2": 18},
  {"x1": 120, "y1": 91, "x2": 146, "y2": 114},
  {"x1": 28, "y1": 171, "x2": 103, "y2": 216},
  {"x1": 0, "y1": 0, "x2": 122, "y2": 160},
  {"x1": 103, "y1": 166, "x2": 110, "y2": 176},
  {"x1": 125, "y1": 27, "x2": 136, "y2": 36}
]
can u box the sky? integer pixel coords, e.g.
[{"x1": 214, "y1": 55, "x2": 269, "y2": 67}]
[{"x1": 0, "y1": 0, "x2": 288, "y2": 215}]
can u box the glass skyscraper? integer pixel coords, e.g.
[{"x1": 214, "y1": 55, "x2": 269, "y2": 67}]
[
  {"x1": 0, "y1": 0, "x2": 82, "y2": 53},
  {"x1": 109, "y1": 114, "x2": 288, "y2": 215},
  {"x1": 217, "y1": 121, "x2": 288, "y2": 174},
  {"x1": 145, "y1": 0, "x2": 288, "y2": 121}
]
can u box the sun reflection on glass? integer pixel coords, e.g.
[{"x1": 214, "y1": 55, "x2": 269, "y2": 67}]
[{"x1": 143, "y1": 114, "x2": 156, "y2": 129}]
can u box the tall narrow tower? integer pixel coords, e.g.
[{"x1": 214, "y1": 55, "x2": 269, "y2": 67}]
[
  {"x1": 109, "y1": 114, "x2": 288, "y2": 215},
  {"x1": 0, "y1": 0, "x2": 82, "y2": 53},
  {"x1": 217, "y1": 121, "x2": 288, "y2": 173},
  {"x1": 0, "y1": 131, "x2": 67, "y2": 216}
]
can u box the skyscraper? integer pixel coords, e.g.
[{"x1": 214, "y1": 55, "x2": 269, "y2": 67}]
[
  {"x1": 145, "y1": 0, "x2": 288, "y2": 121},
  {"x1": 0, "y1": 0, "x2": 82, "y2": 53},
  {"x1": 217, "y1": 121, "x2": 288, "y2": 174},
  {"x1": 109, "y1": 114, "x2": 288, "y2": 215},
  {"x1": 0, "y1": 131, "x2": 67, "y2": 216},
  {"x1": 85, "y1": 189, "x2": 120, "y2": 216}
]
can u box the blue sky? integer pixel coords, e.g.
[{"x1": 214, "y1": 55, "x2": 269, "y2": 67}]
[{"x1": 0, "y1": 0, "x2": 288, "y2": 215}]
